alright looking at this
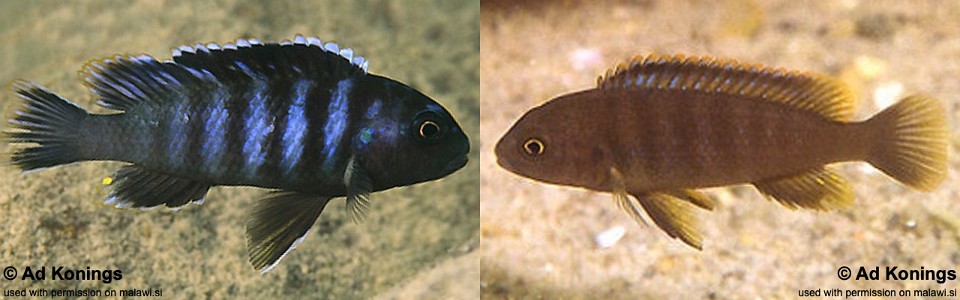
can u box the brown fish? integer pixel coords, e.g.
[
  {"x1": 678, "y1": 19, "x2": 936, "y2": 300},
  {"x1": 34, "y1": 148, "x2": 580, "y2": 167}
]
[{"x1": 495, "y1": 54, "x2": 948, "y2": 249}]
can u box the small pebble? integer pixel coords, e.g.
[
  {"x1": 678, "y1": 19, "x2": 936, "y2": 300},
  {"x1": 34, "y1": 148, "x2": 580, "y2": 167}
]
[
  {"x1": 905, "y1": 219, "x2": 916, "y2": 229},
  {"x1": 595, "y1": 225, "x2": 626, "y2": 249}
]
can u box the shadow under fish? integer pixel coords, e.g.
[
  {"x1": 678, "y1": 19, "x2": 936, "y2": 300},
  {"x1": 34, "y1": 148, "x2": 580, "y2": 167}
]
[
  {"x1": 495, "y1": 54, "x2": 947, "y2": 249},
  {"x1": 5, "y1": 35, "x2": 470, "y2": 273}
]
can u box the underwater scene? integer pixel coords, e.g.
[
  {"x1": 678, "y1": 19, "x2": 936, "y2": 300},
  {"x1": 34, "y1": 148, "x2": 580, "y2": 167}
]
[
  {"x1": 0, "y1": 0, "x2": 478, "y2": 299},
  {"x1": 482, "y1": 0, "x2": 960, "y2": 298}
]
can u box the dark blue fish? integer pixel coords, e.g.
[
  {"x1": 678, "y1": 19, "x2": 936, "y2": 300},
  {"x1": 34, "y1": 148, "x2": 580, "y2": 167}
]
[{"x1": 5, "y1": 35, "x2": 470, "y2": 272}]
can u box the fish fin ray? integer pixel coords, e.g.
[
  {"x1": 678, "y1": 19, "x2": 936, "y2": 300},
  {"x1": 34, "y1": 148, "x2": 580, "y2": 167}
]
[
  {"x1": 610, "y1": 168, "x2": 708, "y2": 248},
  {"x1": 104, "y1": 165, "x2": 210, "y2": 209},
  {"x1": 753, "y1": 168, "x2": 853, "y2": 211},
  {"x1": 866, "y1": 95, "x2": 947, "y2": 191},
  {"x1": 171, "y1": 35, "x2": 367, "y2": 86},
  {"x1": 625, "y1": 191, "x2": 706, "y2": 250},
  {"x1": 614, "y1": 189, "x2": 651, "y2": 228},
  {"x1": 344, "y1": 156, "x2": 373, "y2": 224},
  {"x1": 80, "y1": 55, "x2": 204, "y2": 111},
  {"x1": 664, "y1": 189, "x2": 716, "y2": 211},
  {"x1": 246, "y1": 192, "x2": 331, "y2": 273},
  {"x1": 610, "y1": 167, "x2": 651, "y2": 227},
  {"x1": 5, "y1": 81, "x2": 87, "y2": 171},
  {"x1": 597, "y1": 54, "x2": 855, "y2": 121}
]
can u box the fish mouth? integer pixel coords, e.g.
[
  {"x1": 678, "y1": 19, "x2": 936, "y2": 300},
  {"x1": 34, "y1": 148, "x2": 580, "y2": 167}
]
[
  {"x1": 445, "y1": 154, "x2": 469, "y2": 172},
  {"x1": 494, "y1": 154, "x2": 518, "y2": 176},
  {"x1": 493, "y1": 139, "x2": 520, "y2": 176},
  {"x1": 494, "y1": 154, "x2": 508, "y2": 170}
]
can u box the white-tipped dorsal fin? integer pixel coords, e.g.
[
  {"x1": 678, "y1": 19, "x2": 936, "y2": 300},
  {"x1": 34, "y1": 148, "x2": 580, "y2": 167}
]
[{"x1": 170, "y1": 36, "x2": 370, "y2": 73}]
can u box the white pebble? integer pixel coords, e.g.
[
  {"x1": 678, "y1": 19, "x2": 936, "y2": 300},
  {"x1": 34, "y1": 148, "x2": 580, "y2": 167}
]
[
  {"x1": 595, "y1": 225, "x2": 626, "y2": 249},
  {"x1": 905, "y1": 219, "x2": 916, "y2": 228}
]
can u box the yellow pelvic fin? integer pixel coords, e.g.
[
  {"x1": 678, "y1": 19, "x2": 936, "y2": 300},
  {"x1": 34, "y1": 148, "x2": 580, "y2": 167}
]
[
  {"x1": 597, "y1": 54, "x2": 855, "y2": 121},
  {"x1": 611, "y1": 167, "x2": 651, "y2": 227},
  {"x1": 610, "y1": 167, "x2": 710, "y2": 249},
  {"x1": 614, "y1": 189, "x2": 652, "y2": 228},
  {"x1": 753, "y1": 168, "x2": 853, "y2": 211},
  {"x1": 865, "y1": 95, "x2": 948, "y2": 191},
  {"x1": 624, "y1": 191, "x2": 706, "y2": 250},
  {"x1": 663, "y1": 189, "x2": 716, "y2": 211}
]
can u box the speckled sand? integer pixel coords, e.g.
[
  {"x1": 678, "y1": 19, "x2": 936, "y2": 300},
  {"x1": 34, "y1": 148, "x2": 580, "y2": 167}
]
[
  {"x1": 481, "y1": 0, "x2": 960, "y2": 298},
  {"x1": 0, "y1": 1, "x2": 478, "y2": 299}
]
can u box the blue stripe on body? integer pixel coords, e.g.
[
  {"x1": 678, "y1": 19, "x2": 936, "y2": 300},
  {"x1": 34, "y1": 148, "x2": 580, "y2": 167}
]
[
  {"x1": 280, "y1": 79, "x2": 312, "y2": 175},
  {"x1": 241, "y1": 81, "x2": 273, "y2": 177},
  {"x1": 201, "y1": 102, "x2": 228, "y2": 170},
  {"x1": 166, "y1": 102, "x2": 191, "y2": 167},
  {"x1": 321, "y1": 78, "x2": 353, "y2": 173}
]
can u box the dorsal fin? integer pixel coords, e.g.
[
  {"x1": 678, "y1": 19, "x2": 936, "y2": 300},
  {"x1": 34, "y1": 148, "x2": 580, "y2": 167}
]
[
  {"x1": 80, "y1": 54, "x2": 208, "y2": 111},
  {"x1": 171, "y1": 34, "x2": 369, "y2": 73},
  {"x1": 78, "y1": 35, "x2": 370, "y2": 112},
  {"x1": 597, "y1": 54, "x2": 855, "y2": 121}
]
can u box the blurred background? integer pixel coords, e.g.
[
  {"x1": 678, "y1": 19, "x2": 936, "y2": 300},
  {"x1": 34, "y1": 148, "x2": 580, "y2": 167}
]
[
  {"x1": 0, "y1": 0, "x2": 478, "y2": 299},
  {"x1": 481, "y1": 0, "x2": 960, "y2": 298}
]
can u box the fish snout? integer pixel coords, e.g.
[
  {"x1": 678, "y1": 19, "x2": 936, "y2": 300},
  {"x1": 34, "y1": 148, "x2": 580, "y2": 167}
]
[{"x1": 445, "y1": 154, "x2": 469, "y2": 172}]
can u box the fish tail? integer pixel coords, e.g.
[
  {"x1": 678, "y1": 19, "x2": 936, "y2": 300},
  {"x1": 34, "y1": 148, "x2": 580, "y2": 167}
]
[
  {"x1": 866, "y1": 95, "x2": 948, "y2": 191},
  {"x1": 5, "y1": 81, "x2": 89, "y2": 171}
]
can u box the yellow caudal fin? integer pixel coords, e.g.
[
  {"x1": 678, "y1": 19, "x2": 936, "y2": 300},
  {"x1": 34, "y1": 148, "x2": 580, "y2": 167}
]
[{"x1": 866, "y1": 95, "x2": 948, "y2": 191}]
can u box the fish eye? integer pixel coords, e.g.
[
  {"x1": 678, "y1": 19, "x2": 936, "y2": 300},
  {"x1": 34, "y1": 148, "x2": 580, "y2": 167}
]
[
  {"x1": 412, "y1": 111, "x2": 445, "y2": 143},
  {"x1": 419, "y1": 120, "x2": 441, "y2": 139},
  {"x1": 522, "y1": 138, "x2": 544, "y2": 156}
]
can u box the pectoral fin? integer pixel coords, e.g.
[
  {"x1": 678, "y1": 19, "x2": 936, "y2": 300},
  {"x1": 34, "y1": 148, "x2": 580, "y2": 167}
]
[
  {"x1": 246, "y1": 192, "x2": 332, "y2": 273},
  {"x1": 344, "y1": 155, "x2": 372, "y2": 224},
  {"x1": 753, "y1": 168, "x2": 852, "y2": 211}
]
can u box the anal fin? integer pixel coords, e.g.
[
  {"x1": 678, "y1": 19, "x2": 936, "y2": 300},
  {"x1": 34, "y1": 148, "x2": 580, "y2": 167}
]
[
  {"x1": 753, "y1": 168, "x2": 853, "y2": 211},
  {"x1": 246, "y1": 192, "x2": 332, "y2": 273},
  {"x1": 104, "y1": 166, "x2": 210, "y2": 209}
]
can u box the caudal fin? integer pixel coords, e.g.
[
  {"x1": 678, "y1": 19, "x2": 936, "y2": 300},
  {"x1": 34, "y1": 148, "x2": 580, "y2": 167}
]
[
  {"x1": 866, "y1": 95, "x2": 948, "y2": 191},
  {"x1": 5, "y1": 81, "x2": 88, "y2": 171}
]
